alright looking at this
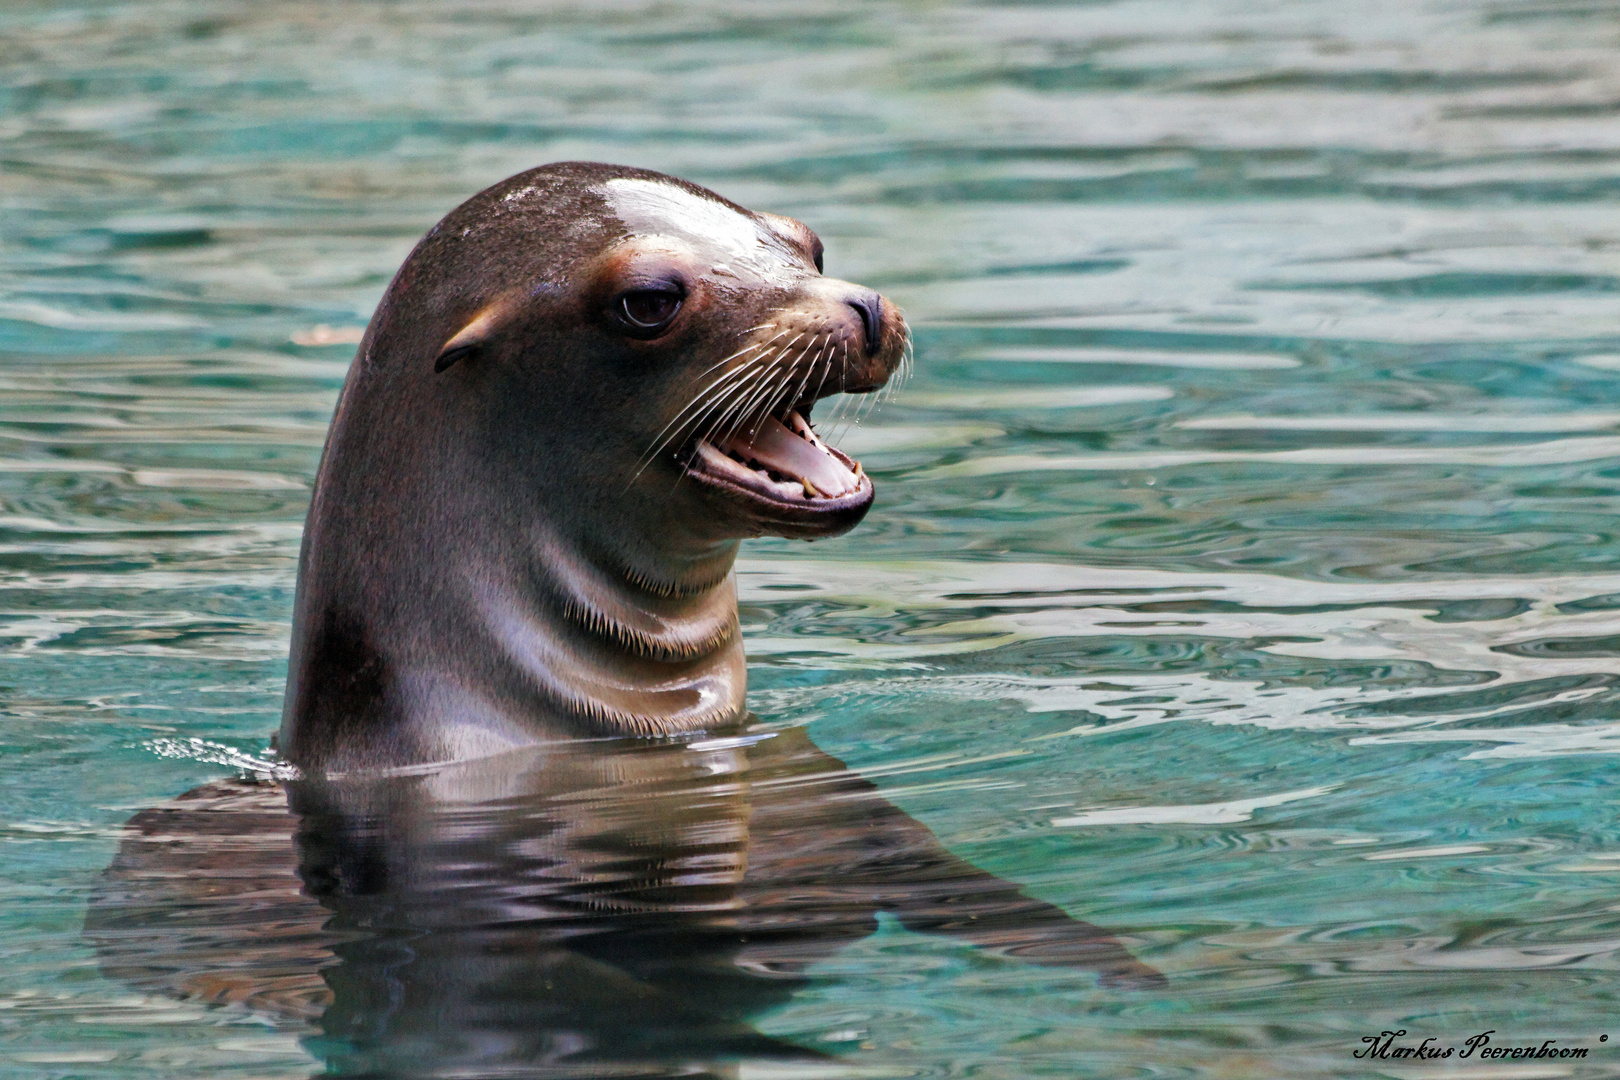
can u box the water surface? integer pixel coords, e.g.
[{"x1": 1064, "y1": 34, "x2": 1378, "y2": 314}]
[{"x1": 7, "y1": 1, "x2": 1620, "y2": 1076}]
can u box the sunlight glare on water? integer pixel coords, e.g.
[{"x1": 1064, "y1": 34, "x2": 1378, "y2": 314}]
[{"x1": 7, "y1": 0, "x2": 1620, "y2": 1076}]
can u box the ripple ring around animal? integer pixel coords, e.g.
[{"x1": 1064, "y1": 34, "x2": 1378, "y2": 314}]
[{"x1": 88, "y1": 163, "x2": 1162, "y2": 1078}]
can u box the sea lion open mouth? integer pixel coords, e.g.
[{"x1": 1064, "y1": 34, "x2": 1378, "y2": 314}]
[{"x1": 686, "y1": 408, "x2": 874, "y2": 534}]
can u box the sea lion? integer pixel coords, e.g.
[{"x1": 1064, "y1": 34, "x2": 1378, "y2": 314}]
[
  {"x1": 89, "y1": 164, "x2": 1160, "y2": 1078},
  {"x1": 281, "y1": 161, "x2": 906, "y2": 773}
]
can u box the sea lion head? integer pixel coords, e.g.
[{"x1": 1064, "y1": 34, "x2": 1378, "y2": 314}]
[
  {"x1": 382, "y1": 163, "x2": 906, "y2": 585},
  {"x1": 283, "y1": 164, "x2": 907, "y2": 769}
]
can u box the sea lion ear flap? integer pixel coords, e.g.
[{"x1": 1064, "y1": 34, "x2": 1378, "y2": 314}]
[{"x1": 434, "y1": 301, "x2": 512, "y2": 373}]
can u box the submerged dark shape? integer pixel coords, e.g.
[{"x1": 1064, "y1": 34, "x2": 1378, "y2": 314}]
[
  {"x1": 89, "y1": 724, "x2": 1160, "y2": 1078},
  {"x1": 89, "y1": 163, "x2": 1160, "y2": 1077}
]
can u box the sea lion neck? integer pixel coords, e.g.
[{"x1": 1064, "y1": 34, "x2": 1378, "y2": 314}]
[{"x1": 532, "y1": 522, "x2": 741, "y2": 664}]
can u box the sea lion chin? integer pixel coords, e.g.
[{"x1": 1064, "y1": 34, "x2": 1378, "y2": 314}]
[{"x1": 279, "y1": 162, "x2": 908, "y2": 773}]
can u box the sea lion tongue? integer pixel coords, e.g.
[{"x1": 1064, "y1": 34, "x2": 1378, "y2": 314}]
[{"x1": 700, "y1": 411, "x2": 862, "y2": 501}]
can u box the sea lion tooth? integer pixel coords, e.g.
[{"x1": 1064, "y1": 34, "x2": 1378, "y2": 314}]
[
  {"x1": 802, "y1": 478, "x2": 821, "y2": 498},
  {"x1": 788, "y1": 410, "x2": 817, "y2": 441}
]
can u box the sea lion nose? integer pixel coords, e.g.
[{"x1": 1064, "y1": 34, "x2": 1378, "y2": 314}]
[{"x1": 847, "y1": 290, "x2": 883, "y2": 356}]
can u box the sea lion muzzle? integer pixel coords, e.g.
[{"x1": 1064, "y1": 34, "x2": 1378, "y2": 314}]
[{"x1": 678, "y1": 282, "x2": 908, "y2": 539}]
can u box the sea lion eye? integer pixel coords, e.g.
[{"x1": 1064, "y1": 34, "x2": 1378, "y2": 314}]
[
  {"x1": 615, "y1": 288, "x2": 683, "y2": 334},
  {"x1": 811, "y1": 239, "x2": 824, "y2": 274}
]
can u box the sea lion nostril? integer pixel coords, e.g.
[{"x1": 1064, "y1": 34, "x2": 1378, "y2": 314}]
[{"x1": 847, "y1": 291, "x2": 882, "y2": 356}]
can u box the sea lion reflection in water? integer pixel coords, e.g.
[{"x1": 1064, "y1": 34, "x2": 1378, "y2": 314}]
[{"x1": 89, "y1": 163, "x2": 1160, "y2": 1078}]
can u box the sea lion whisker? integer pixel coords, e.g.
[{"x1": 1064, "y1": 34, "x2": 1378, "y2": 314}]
[
  {"x1": 639, "y1": 343, "x2": 783, "y2": 464},
  {"x1": 635, "y1": 370, "x2": 762, "y2": 477},
  {"x1": 892, "y1": 335, "x2": 914, "y2": 395},
  {"x1": 739, "y1": 331, "x2": 820, "y2": 441},
  {"x1": 877, "y1": 337, "x2": 908, "y2": 407},
  {"x1": 638, "y1": 393, "x2": 775, "y2": 489},
  {"x1": 869, "y1": 380, "x2": 889, "y2": 416},
  {"x1": 651, "y1": 354, "x2": 767, "y2": 445},
  {"x1": 685, "y1": 344, "x2": 765, "y2": 386},
  {"x1": 636, "y1": 360, "x2": 773, "y2": 480},
  {"x1": 701, "y1": 340, "x2": 790, "y2": 436},
  {"x1": 817, "y1": 343, "x2": 851, "y2": 447},
  {"x1": 669, "y1": 362, "x2": 788, "y2": 493},
  {"x1": 720, "y1": 373, "x2": 788, "y2": 448},
  {"x1": 714, "y1": 333, "x2": 808, "y2": 446},
  {"x1": 811, "y1": 336, "x2": 834, "y2": 404},
  {"x1": 829, "y1": 338, "x2": 855, "y2": 440},
  {"x1": 650, "y1": 328, "x2": 791, "y2": 454},
  {"x1": 708, "y1": 371, "x2": 773, "y2": 440},
  {"x1": 764, "y1": 333, "x2": 827, "y2": 439},
  {"x1": 868, "y1": 331, "x2": 906, "y2": 412},
  {"x1": 687, "y1": 372, "x2": 777, "y2": 472},
  {"x1": 783, "y1": 331, "x2": 827, "y2": 421},
  {"x1": 661, "y1": 340, "x2": 779, "y2": 433},
  {"x1": 686, "y1": 327, "x2": 782, "y2": 382},
  {"x1": 805, "y1": 337, "x2": 836, "y2": 434},
  {"x1": 853, "y1": 377, "x2": 881, "y2": 425},
  {"x1": 716, "y1": 364, "x2": 787, "y2": 448},
  {"x1": 697, "y1": 363, "x2": 782, "y2": 449},
  {"x1": 655, "y1": 328, "x2": 802, "y2": 453}
]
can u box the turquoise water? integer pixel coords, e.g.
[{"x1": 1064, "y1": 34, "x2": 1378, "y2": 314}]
[{"x1": 8, "y1": 0, "x2": 1620, "y2": 1075}]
